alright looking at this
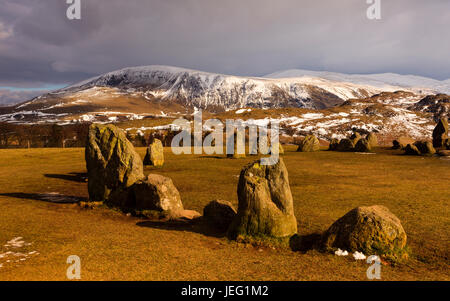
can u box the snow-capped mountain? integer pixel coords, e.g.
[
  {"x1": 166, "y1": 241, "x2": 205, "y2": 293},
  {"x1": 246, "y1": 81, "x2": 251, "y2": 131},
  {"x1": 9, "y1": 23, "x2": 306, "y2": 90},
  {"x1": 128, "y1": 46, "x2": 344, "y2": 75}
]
[
  {"x1": 265, "y1": 69, "x2": 450, "y2": 95},
  {"x1": 19, "y1": 65, "x2": 411, "y2": 112}
]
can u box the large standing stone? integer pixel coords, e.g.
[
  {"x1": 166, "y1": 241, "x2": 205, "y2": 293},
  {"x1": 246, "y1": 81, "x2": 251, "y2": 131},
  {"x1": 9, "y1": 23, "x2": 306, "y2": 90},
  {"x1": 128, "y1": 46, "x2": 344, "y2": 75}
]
[
  {"x1": 322, "y1": 205, "x2": 407, "y2": 255},
  {"x1": 228, "y1": 158, "x2": 297, "y2": 239},
  {"x1": 297, "y1": 135, "x2": 320, "y2": 152},
  {"x1": 85, "y1": 124, "x2": 144, "y2": 203},
  {"x1": 203, "y1": 200, "x2": 237, "y2": 232},
  {"x1": 432, "y1": 118, "x2": 448, "y2": 148},
  {"x1": 143, "y1": 139, "x2": 164, "y2": 167}
]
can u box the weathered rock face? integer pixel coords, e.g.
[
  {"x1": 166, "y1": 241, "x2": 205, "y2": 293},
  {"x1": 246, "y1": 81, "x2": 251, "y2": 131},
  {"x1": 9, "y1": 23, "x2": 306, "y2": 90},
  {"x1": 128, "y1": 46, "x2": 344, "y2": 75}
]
[
  {"x1": 366, "y1": 133, "x2": 378, "y2": 148},
  {"x1": 328, "y1": 138, "x2": 339, "y2": 151},
  {"x1": 432, "y1": 118, "x2": 448, "y2": 148},
  {"x1": 132, "y1": 174, "x2": 184, "y2": 216},
  {"x1": 392, "y1": 137, "x2": 415, "y2": 150},
  {"x1": 143, "y1": 139, "x2": 164, "y2": 167},
  {"x1": 337, "y1": 138, "x2": 354, "y2": 152},
  {"x1": 404, "y1": 143, "x2": 421, "y2": 156},
  {"x1": 354, "y1": 138, "x2": 372, "y2": 152},
  {"x1": 228, "y1": 158, "x2": 297, "y2": 239},
  {"x1": 414, "y1": 141, "x2": 436, "y2": 155},
  {"x1": 322, "y1": 205, "x2": 407, "y2": 255},
  {"x1": 203, "y1": 200, "x2": 237, "y2": 232},
  {"x1": 297, "y1": 135, "x2": 320, "y2": 152},
  {"x1": 85, "y1": 124, "x2": 144, "y2": 203},
  {"x1": 445, "y1": 139, "x2": 450, "y2": 150}
]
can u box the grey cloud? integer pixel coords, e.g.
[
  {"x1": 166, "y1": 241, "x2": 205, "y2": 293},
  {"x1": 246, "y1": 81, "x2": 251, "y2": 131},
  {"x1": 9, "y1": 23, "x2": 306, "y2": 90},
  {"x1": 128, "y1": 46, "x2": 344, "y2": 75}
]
[
  {"x1": 0, "y1": 0, "x2": 448, "y2": 93},
  {"x1": 0, "y1": 89, "x2": 48, "y2": 106}
]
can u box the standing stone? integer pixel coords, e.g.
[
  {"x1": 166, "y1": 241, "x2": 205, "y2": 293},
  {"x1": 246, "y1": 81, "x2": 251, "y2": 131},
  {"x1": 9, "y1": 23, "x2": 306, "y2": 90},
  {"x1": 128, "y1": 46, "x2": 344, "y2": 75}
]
[
  {"x1": 432, "y1": 118, "x2": 448, "y2": 148},
  {"x1": 366, "y1": 133, "x2": 378, "y2": 148},
  {"x1": 322, "y1": 205, "x2": 407, "y2": 256},
  {"x1": 143, "y1": 139, "x2": 164, "y2": 167},
  {"x1": 228, "y1": 158, "x2": 297, "y2": 239},
  {"x1": 297, "y1": 135, "x2": 320, "y2": 152},
  {"x1": 354, "y1": 138, "x2": 372, "y2": 152},
  {"x1": 203, "y1": 200, "x2": 237, "y2": 232},
  {"x1": 85, "y1": 124, "x2": 144, "y2": 203}
]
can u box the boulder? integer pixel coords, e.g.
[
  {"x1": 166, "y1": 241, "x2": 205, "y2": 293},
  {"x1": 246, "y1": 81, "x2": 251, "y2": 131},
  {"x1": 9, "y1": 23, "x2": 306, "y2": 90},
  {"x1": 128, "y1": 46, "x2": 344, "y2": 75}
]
[
  {"x1": 85, "y1": 124, "x2": 144, "y2": 203},
  {"x1": 297, "y1": 135, "x2": 320, "y2": 152},
  {"x1": 143, "y1": 139, "x2": 164, "y2": 167},
  {"x1": 328, "y1": 138, "x2": 339, "y2": 151},
  {"x1": 354, "y1": 138, "x2": 372, "y2": 152},
  {"x1": 432, "y1": 118, "x2": 448, "y2": 148},
  {"x1": 322, "y1": 205, "x2": 407, "y2": 255},
  {"x1": 131, "y1": 174, "x2": 184, "y2": 217},
  {"x1": 414, "y1": 141, "x2": 436, "y2": 155},
  {"x1": 228, "y1": 158, "x2": 297, "y2": 239},
  {"x1": 404, "y1": 143, "x2": 421, "y2": 156},
  {"x1": 203, "y1": 200, "x2": 237, "y2": 232},
  {"x1": 337, "y1": 138, "x2": 354, "y2": 152},
  {"x1": 392, "y1": 137, "x2": 415, "y2": 150},
  {"x1": 366, "y1": 133, "x2": 378, "y2": 148}
]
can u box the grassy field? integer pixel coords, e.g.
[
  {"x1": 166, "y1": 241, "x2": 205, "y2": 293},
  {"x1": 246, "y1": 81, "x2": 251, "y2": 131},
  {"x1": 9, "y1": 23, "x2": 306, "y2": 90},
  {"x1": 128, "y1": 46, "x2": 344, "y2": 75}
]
[{"x1": 0, "y1": 146, "x2": 449, "y2": 280}]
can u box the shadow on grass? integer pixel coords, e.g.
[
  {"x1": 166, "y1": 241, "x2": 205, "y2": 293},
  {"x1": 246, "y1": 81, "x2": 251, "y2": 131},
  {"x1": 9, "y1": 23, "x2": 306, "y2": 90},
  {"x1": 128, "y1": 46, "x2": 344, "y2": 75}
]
[
  {"x1": 44, "y1": 172, "x2": 87, "y2": 183},
  {"x1": 136, "y1": 218, "x2": 227, "y2": 239},
  {"x1": 289, "y1": 233, "x2": 323, "y2": 253},
  {"x1": 0, "y1": 192, "x2": 86, "y2": 204}
]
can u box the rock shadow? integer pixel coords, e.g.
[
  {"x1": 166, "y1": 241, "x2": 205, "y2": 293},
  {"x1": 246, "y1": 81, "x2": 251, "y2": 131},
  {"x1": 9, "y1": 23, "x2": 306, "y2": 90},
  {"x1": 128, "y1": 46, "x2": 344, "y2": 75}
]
[
  {"x1": 0, "y1": 192, "x2": 86, "y2": 204},
  {"x1": 136, "y1": 217, "x2": 227, "y2": 239},
  {"x1": 44, "y1": 172, "x2": 88, "y2": 183},
  {"x1": 289, "y1": 233, "x2": 323, "y2": 253}
]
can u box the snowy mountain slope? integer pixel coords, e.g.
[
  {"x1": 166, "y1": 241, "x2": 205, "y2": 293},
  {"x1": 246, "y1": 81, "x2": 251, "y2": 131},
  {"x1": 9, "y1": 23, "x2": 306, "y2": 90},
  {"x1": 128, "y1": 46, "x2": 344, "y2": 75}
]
[
  {"x1": 27, "y1": 65, "x2": 406, "y2": 112},
  {"x1": 265, "y1": 69, "x2": 450, "y2": 94}
]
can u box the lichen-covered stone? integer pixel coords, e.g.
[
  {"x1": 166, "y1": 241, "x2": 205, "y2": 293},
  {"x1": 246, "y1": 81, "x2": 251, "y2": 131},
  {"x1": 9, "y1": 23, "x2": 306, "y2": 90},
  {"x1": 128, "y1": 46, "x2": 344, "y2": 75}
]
[
  {"x1": 350, "y1": 132, "x2": 362, "y2": 145},
  {"x1": 322, "y1": 205, "x2": 407, "y2": 256},
  {"x1": 132, "y1": 174, "x2": 184, "y2": 217},
  {"x1": 85, "y1": 124, "x2": 144, "y2": 203},
  {"x1": 228, "y1": 158, "x2": 297, "y2": 240},
  {"x1": 203, "y1": 200, "x2": 237, "y2": 232},
  {"x1": 143, "y1": 139, "x2": 164, "y2": 167},
  {"x1": 432, "y1": 118, "x2": 448, "y2": 148},
  {"x1": 297, "y1": 135, "x2": 320, "y2": 152},
  {"x1": 354, "y1": 138, "x2": 372, "y2": 152}
]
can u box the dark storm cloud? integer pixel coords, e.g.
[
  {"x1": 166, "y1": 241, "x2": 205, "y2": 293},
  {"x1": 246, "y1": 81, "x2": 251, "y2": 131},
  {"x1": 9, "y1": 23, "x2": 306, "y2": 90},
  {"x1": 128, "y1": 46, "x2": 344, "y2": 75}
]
[{"x1": 0, "y1": 0, "x2": 449, "y2": 101}]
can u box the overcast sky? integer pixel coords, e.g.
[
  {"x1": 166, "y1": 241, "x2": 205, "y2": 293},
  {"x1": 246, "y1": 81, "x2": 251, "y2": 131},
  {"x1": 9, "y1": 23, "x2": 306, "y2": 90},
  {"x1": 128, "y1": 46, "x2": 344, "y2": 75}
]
[{"x1": 0, "y1": 0, "x2": 449, "y2": 105}]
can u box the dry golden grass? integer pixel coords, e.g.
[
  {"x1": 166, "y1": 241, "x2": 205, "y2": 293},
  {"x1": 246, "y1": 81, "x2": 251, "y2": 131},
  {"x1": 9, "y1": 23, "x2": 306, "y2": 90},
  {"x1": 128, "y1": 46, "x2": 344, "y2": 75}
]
[{"x1": 0, "y1": 146, "x2": 449, "y2": 280}]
